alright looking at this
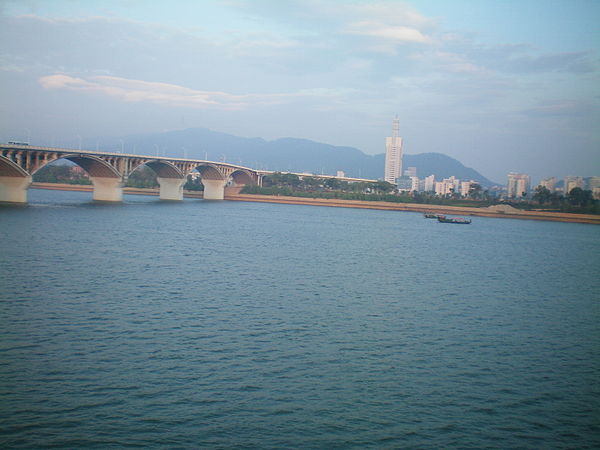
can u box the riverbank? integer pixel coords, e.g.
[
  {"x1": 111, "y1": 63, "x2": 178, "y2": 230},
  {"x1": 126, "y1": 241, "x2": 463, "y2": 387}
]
[
  {"x1": 30, "y1": 183, "x2": 600, "y2": 224},
  {"x1": 225, "y1": 193, "x2": 600, "y2": 225}
]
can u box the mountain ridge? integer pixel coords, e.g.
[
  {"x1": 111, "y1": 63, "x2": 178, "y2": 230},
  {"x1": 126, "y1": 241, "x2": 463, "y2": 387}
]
[{"x1": 95, "y1": 127, "x2": 497, "y2": 186}]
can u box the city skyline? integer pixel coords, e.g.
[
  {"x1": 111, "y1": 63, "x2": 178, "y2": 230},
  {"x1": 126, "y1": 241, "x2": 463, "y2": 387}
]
[{"x1": 0, "y1": 0, "x2": 599, "y2": 182}]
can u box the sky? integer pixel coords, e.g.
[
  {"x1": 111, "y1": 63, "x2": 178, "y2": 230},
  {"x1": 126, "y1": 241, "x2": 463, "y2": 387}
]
[{"x1": 1, "y1": 0, "x2": 598, "y2": 183}]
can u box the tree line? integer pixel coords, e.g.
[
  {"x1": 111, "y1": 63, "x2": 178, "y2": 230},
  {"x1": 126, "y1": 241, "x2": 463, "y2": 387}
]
[
  {"x1": 531, "y1": 185, "x2": 598, "y2": 213},
  {"x1": 243, "y1": 172, "x2": 599, "y2": 214}
]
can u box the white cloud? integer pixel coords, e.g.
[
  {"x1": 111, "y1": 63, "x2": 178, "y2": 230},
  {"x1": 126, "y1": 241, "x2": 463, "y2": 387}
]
[
  {"x1": 38, "y1": 74, "x2": 349, "y2": 110},
  {"x1": 229, "y1": 0, "x2": 435, "y2": 52},
  {"x1": 418, "y1": 51, "x2": 485, "y2": 73},
  {"x1": 338, "y1": 2, "x2": 435, "y2": 51},
  {"x1": 341, "y1": 1, "x2": 435, "y2": 28},
  {"x1": 345, "y1": 21, "x2": 431, "y2": 44},
  {"x1": 234, "y1": 34, "x2": 301, "y2": 50}
]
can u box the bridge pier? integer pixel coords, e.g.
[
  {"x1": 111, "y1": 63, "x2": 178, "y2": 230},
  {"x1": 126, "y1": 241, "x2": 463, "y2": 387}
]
[
  {"x1": 91, "y1": 177, "x2": 123, "y2": 202},
  {"x1": 202, "y1": 179, "x2": 226, "y2": 200},
  {"x1": 0, "y1": 175, "x2": 32, "y2": 203},
  {"x1": 157, "y1": 177, "x2": 185, "y2": 201}
]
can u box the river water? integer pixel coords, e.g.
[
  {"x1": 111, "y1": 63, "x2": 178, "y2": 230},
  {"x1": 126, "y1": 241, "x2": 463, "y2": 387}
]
[{"x1": 1, "y1": 189, "x2": 599, "y2": 448}]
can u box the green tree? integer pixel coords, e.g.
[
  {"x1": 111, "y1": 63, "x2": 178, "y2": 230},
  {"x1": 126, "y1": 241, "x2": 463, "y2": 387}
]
[
  {"x1": 468, "y1": 183, "x2": 482, "y2": 199},
  {"x1": 281, "y1": 173, "x2": 301, "y2": 187},
  {"x1": 33, "y1": 164, "x2": 92, "y2": 185},
  {"x1": 567, "y1": 187, "x2": 593, "y2": 207},
  {"x1": 301, "y1": 176, "x2": 322, "y2": 190},
  {"x1": 126, "y1": 166, "x2": 159, "y2": 188},
  {"x1": 184, "y1": 174, "x2": 204, "y2": 191},
  {"x1": 262, "y1": 172, "x2": 282, "y2": 187},
  {"x1": 324, "y1": 177, "x2": 341, "y2": 190},
  {"x1": 532, "y1": 185, "x2": 552, "y2": 205},
  {"x1": 371, "y1": 180, "x2": 395, "y2": 194}
]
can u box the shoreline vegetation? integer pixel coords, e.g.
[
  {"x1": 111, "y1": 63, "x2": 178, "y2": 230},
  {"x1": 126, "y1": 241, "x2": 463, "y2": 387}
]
[
  {"x1": 29, "y1": 182, "x2": 600, "y2": 225},
  {"x1": 32, "y1": 165, "x2": 599, "y2": 215}
]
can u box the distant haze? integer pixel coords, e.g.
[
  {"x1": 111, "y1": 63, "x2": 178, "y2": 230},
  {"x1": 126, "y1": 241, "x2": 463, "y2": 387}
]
[
  {"x1": 77, "y1": 127, "x2": 497, "y2": 186},
  {"x1": 0, "y1": 0, "x2": 598, "y2": 183}
]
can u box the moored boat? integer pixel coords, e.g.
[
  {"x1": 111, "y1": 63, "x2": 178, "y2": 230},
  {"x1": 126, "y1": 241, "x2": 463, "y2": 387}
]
[
  {"x1": 437, "y1": 215, "x2": 471, "y2": 224},
  {"x1": 424, "y1": 212, "x2": 439, "y2": 218}
]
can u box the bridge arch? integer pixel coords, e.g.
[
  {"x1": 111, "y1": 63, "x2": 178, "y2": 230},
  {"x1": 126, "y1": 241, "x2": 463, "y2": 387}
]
[
  {"x1": 0, "y1": 155, "x2": 29, "y2": 177},
  {"x1": 192, "y1": 163, "x2": 227, "y2": 181},
  {"x1": 129, "y1": 160, "x2": 184, "y2": 179},
  {"x1": 0, "y1": 144, "x2": 264, "y2": 203},
  {"x1": 128, "y1": 160, "x2": 187, "y2": 201},
  {"x1": 0, "y1": 155, "x2": 31, "y2": 203},
  {"x1": 35, "y1": 154, "x2": 123, "y2": 201},
  {"x1": 188, "y1": 163, "x2": 227, "y2": 200},
  {"x1": 228, "y1": 169, "x2": 255, "y2": 186},
  {"x1": 225, "y1": 168, "x2": 257, "y2": 195},
  {"x1": 32, "y1": 154, "x2": 121, "y2": 179}
]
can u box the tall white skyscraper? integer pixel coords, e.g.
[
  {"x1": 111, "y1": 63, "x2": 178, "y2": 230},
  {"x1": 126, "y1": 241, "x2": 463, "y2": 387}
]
[{"x1": 384, "y1": 117, "x2": 403, "y2": 185}]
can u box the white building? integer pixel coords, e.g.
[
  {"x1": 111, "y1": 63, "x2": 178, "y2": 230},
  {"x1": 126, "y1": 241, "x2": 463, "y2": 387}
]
[
  {"x1": 410, "y1": 176, "x2": 420, "y2": 192},
  {"x1": 588, "y1": 176, "x2": 600, "y2": 200},
  {"x1": 435, "y1": 182, "x2": 450, "y2": 196},
  {"x1": 588, "y1": 176, "x2": 600, "y2": 190},
  {"x1": 424, "y1": 175, "x2": 435, "y2": 192},
  {"x1": 539, "y1": 177, "x2": 556, "y2": 191},
  {"x1": 564, "y1": 176, "x2": 584, "y2": 195},
  {"x1": 384, "y1": 117, "x2": 403, "y2": 185},
  {"x1": 460, "y1": 180, "x2": 478, "y2": 197},
  {"x1": 507, "y1": 173, "x2": 530, "y2": 197},
  {"x1": 435, "y1": 177, "x2": 459, "y2": 196}
]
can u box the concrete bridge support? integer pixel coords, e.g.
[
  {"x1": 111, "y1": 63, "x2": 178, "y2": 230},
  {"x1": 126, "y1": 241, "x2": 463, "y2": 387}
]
[
  {"x1": 0, "y1": 175, "x2": 32, "y2": 203},
  {"x1": 202, "y1": 179, "x2": 226, "y2": 200},
  {"x1": 157, "y1": 177, "x2": 186, "y2": 201},
  {"x1": 91, "y1": 177, "x2": 123, "y2": 202}
]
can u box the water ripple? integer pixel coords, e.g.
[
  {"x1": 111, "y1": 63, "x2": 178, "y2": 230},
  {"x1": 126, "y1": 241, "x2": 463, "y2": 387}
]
[{"x1": 1, "y1": 190, "x2": 599, "y2": 448}]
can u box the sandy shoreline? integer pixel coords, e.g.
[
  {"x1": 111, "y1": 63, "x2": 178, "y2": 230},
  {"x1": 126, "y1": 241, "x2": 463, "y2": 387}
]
[{"x1": 29, "y1": 183, "x2": 600, "y2": 225}]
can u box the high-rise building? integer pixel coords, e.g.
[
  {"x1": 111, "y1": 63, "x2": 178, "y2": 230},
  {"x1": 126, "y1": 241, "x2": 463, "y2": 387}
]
[
  {"x1": 384, "y1": 117, "x2": 403, "y2": 185},
  {"x1": 410, "y1": 176, "x2": 420, "y2": 192},
  {"x1": 539, "y1": 177, "x2": 556, "y2": 191},
  {"x1": 588, "y1": 176, "x2": 600, "y2": 190},
  {"x1": 507, "y1": 173, "x2": 531, "y2": 197},
  {"x1": 564, "y1": 176, "x2": 584, "y2": 195},
  {"x1": 435, "y1": 177, "x2": 459, "y2": 196},
  {"x1": 460, "y1": 180, "x2": 480, "y2": 197},
  {"x1": 424, "y1": 175, "x2": 435, "y2": 192},
  {"x1": 404, "y1": 166, "x2": 417, "y2": 177}
]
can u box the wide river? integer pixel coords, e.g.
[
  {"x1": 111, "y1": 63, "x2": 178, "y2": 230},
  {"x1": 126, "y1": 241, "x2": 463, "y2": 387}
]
[{"x1": 1, "y1": 189, "x2": 599, "y2": 448}]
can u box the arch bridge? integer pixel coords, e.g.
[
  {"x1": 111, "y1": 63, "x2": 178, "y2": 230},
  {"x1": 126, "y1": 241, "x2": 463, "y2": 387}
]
[{"x1": 0, "y1": 144, "x2": 262, "y2": 203}]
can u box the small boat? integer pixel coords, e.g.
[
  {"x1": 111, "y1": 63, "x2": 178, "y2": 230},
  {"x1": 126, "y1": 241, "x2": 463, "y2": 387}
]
[
  {"x1": 437, "y1": 215, "x2": 471, "y2": 224},
  {"x1": 424, "y1": 212, "x2": 441, "y2": 218}
]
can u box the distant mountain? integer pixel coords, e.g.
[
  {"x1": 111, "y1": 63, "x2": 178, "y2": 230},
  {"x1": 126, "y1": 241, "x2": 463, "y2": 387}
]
[
  {"x1": 403, "y1": 153, "x2": 496, "y2": 186},
  {"x1": 93, "y1": 127, "x2": 497, "y2": 186}
]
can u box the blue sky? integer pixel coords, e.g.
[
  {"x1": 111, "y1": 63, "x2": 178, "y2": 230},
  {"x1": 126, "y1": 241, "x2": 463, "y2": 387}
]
[{"x1": 1, "y1": 0, "x2": 598, "y2": 182}]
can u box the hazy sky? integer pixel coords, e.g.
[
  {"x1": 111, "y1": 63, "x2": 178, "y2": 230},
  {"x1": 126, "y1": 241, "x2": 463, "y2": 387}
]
[{"x1": 1, "y1": 0, "x2": 598, "y2": 182}]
